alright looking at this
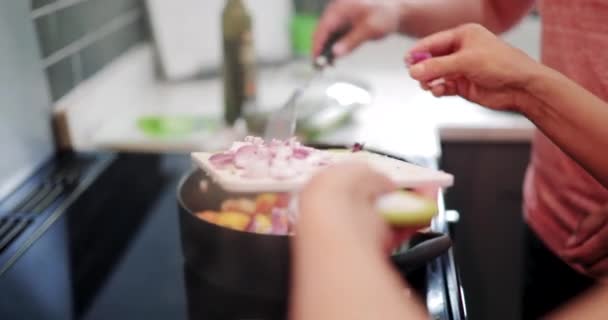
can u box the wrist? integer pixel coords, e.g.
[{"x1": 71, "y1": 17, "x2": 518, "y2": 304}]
[
  {"x1": 516, "y1": 63, "x2": 553, "y2": 117},
  {"x1": 396, "y1": 1, "x2": 414, "y2": 35}
]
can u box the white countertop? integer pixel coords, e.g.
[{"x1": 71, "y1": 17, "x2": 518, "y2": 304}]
[{"x1": 54, "y1": 17, "x2": 539, "y2": 159}]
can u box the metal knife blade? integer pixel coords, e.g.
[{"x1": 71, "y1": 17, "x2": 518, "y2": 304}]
[
  {"x1": 262, "y1": 29, "x2": 347, "y2": 141},
  {"x1": 263, "y1": 72, "x2": 319, "y2": 141}
]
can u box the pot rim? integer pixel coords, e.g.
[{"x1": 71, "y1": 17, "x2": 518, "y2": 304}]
[{"x1": 177, "y1": 168, "x2": 291, "y2": 239}]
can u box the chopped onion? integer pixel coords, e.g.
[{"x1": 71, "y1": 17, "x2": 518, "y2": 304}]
[
  {"x1": 233, "y1": 145, "x2": 261, "y2": 168},
  {"x1": 352, "y1": 142, "x2": 365, "y2": 152},
  {"x1": 208, "y1": 136, "x2": 333, "y2": 180},
  {"x1": 271, "y1": 208, "x2": 289, "y2": 234},
  {"x1": 209, "y1": 152, "x2": 234, "y2": 168},
  {"x1": 293, "y1": 147, "x2": 311, "y2": 159}
]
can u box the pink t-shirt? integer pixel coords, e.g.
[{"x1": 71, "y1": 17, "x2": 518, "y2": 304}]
[{"x1": 524, "y1": 0, "x2": 608, "y2": 276}]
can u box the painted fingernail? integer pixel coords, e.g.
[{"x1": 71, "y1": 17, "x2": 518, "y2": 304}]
[
  {"x1": 410, "y1": 52, "x2": 432, "y2": 64},
  {"x1": 567, "y1": 235, "x2": 577, "y2": 247}
]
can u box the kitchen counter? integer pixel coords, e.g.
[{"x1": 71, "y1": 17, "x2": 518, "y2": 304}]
[{"x1": 54, "y1": 16, "x2": 540, "y2": 159}]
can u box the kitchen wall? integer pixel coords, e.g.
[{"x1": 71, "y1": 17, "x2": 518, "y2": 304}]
[{"x1": 31, "y1": 0, "x2": 148, "y2": 102}]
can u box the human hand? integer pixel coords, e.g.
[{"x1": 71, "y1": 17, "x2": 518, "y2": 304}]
[
  {"x1": 312, "y1": 0, "x2": 403, "y2": 59},
  {"x1": 407, "y1": 23, "x2": 544, "y2": 113},
  {"x1": 291, "y1": 162, "x2": 430, "y2": 320},
  {"x1": 297, "y1": 162, "x2": 420, "y2": 253},
  {"x1": 562, "y1": 203, "x2": 608, "y2": 279}
]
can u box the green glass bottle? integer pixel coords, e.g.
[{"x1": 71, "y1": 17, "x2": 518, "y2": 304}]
[{"x1": 222, "y1": 0, "x2": 257, "y2": 126}]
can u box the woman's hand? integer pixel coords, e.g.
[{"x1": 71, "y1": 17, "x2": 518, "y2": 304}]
[
  {"x1": 297, "y1": 162, "x2": 418, "y2": 254},
  {"x1": 313, "y1": 0, "x2": 403, "y2": 59},
  {"x1": 407, "y1": 23, "x2": 544, "y2": 113},
  {"x1": 291, "y1": 162, "x2": 429, "y2": 320}
]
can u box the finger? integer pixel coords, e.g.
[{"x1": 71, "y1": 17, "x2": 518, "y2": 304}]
[
  {"x1": 419, "y1": 81, "x2": 431, "y2": 91},
  {"x1": 409, "y1": 54, "x2": 468, "y2": 83},
  {"x1": 411, "y1": 186, "x2": 439, "y2": 200},
  {"x1": 331, "y1": 23, "x2": 374, "y2": 58},
  {"x1": 562, "y1": 226, "x2": 608, "y2": 265},
  {"x1": 312, "y1": 2, "x2": 350, "y2": 56},
  {"x1": 568, "y1": 212, "x2": 608, "y2": 248},
  {"x1": 408, "y1": 28, "x2": 460, "y2": 58},
  {"x1": 405, "y1": 52, "x2": 432, "y2": 67},
  {"x1": 457, "y1": 78, "x2": 470, "y2": 96},
  {"x1": 431, "y1": 84, "x2": 446, "y2": 97},
  {"x1": 443, "y1": 80, "x2": 458, "y2": 96},
  {"x1": 353, "y1": 164, "x2": 398, "y2": 201},
  {"x1": 588, "y1": 257, "x2": 608, "y2": 278},
  {"x1": 318, "y1": 162, "x2": 397, "y2": 201}
]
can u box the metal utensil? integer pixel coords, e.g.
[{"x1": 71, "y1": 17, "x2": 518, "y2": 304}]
[
  {"x1": 263, "y1": 30, "x2": 346, "y2": 141},
  {"x1": 262, "y1": 72, "x2": 320, "y2": 141}
]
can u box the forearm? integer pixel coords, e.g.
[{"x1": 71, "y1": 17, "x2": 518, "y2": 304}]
[
  {"x1": 522, "y1": 65, "x2": 608, "y2": 188},
  {"x1": 547, "y1": 285, "x2": 608, "y2": 319},
  {"x1": 397, "y1": 0, "x2": 534, "y2": 37},
  {"x1": 291, "y1": 221, "x2": 427, "y2": 320}
]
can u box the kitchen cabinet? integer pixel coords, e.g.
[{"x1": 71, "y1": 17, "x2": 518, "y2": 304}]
[{"x1": 440, "y1": 141, "x2": 531, "y2": 320}]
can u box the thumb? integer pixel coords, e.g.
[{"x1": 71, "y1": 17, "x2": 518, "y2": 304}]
[
  {"x1": 353, "y1": 164, "x2": 397, "y2": 203},
  {"x1": 408, "y1": 54, "x2": 468, "y2": 83},
  {"x1": 568, "y1": 209, "x2": 608, "y2": 248}
]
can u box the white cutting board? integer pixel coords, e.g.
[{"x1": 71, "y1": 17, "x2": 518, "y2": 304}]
[
  {"x1": 146, "y1": 0, "x2": 293, "y2": 81},
  {"x1": 192, "y1": 150, "x2": 454, "y2": 193}
]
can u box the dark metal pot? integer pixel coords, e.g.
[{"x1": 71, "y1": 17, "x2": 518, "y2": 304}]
[{"x1": 177, "y1": 147, "x2": 452, "y2": 302}]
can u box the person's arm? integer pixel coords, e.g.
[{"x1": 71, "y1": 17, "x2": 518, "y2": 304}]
[
  {"x1": 547, "y1": 285, "x2": 608, "y2": 319},
  {"x1": 290, "y1": 163, "x2": 427, "y2": 320},
  {"x1": 522, "y1": 65, "x2": 608, "y2": 188},
  {"x1": 399, "y1": 0, "x2": 534, "y2": 37},
  {"x1": 313, "y1": 0, "x2": 534, "y2": 58},
  {"x1": 407, "y1": 24, "x2": 608, "y2": 189},
  {"x1": 291, "y1": 216, "x2": 427, "y2": 320}
]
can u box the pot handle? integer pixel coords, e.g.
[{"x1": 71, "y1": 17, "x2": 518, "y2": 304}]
[{"x1": 390, "y1": 232, "x2": 452, "y2": 274}]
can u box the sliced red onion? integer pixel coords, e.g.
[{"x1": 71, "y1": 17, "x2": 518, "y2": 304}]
[
  {"x1": 241, "y1": 158, "x2": 270, "y2": 178},
  {"x1": 273, "y1": 145, "x2": 293, "y2": 160},
  {"x1": 293, "y1": 147, "x2": 311, "y2": 159},
  {"x1": 209, "y1": 152, "x2": 234, "y2": 168},
  {"x1": 233, "y1": 145, "x2": 259, "y2": 168},
  {"x1": 268, "y1": 139, "x2": 283, "y2": 148},
  {"x1": 271, "y1": 209, "x2": 289, "y2": 234},
  {"x1": 269, "y1": 161, "x2": 297, "y2": 180},
  {"x1": 245, "y1": 216, "x2": 258, "y2": 233},
  {"x1": 352, "y1": 142, "x2": 364, "y2": 152},
  {"x1": 211, "y1": 136, "x2": 335, "y2": 181},
  {"x1": 244, "y1": 136, "x2": 264, "y2": 145}
]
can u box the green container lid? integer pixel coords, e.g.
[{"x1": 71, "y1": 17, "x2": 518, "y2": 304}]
[
  {"x1": 137, "y1": 115, "x2": 220, "y2": 138},
  {"x1": 290, "y1": 14, "x2": 319, "y2": 56}
]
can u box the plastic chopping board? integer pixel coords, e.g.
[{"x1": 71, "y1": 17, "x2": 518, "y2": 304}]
[{"x1": 191, "y1": 150, "x2": 454, "y2": 193}]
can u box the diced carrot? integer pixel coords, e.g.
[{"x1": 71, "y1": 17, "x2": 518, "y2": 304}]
[
  {"x1": 255, "y1": 193, "x2": 278, "y2": 214},
  {"x1": 196, "y1": 211, "x2": 218, "y2": 223}
]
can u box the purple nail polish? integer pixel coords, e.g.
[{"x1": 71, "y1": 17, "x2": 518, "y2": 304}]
[{"x1": 410, "y1": 52, "x2": 432, "y2": 65}]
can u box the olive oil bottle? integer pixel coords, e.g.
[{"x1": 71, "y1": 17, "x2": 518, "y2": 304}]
[{"x1": 222, "y1": 0, "x2": 256, "y2": 126}]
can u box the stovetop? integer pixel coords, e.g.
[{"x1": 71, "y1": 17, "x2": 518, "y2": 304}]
[{"x1": 0, "y1": 152, "x2": 464, "y2": 320}]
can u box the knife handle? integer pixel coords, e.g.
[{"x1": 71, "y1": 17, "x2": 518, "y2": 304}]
[{"x1": 314, "y1": 28, "x2": 349, "y2": 69}]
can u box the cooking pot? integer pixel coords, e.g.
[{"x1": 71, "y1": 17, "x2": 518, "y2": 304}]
[{"x1": 176, "y1": 146, "x2": 452, "y2": 301}]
